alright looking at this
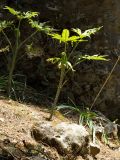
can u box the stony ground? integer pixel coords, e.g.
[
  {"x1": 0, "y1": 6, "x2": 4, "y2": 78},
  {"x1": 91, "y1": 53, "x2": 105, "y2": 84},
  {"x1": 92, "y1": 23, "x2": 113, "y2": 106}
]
[{"x1": 0, "y1": 98, "x2": 119, "y2": 160}]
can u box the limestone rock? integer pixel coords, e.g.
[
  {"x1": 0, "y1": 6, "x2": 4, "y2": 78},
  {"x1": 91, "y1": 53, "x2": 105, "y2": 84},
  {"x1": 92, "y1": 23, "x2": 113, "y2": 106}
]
[{"x1": 32, "y1": 122, "x2": 89, "y2": 156}]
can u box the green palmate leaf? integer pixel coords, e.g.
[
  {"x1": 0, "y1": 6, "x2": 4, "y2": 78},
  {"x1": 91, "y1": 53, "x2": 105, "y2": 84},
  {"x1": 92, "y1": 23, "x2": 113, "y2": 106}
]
[
  {"x1": 81, "y1": 27, "x2": 102, "y2": 38},
  {"x1": 0, "y1": 46, "x2": 9, "y2": 53},
  {"x1": 5, "y1": 6, "x2": 20, "y2": 16},
  {"x1": 80, "y1": 55, "x2": 109, "y2": 61},
  {"x1": 61, "y1": 29, "x2": 69, "y2": 42},
  {"x1": 49, "y1": 33, "x2": 61, "y2": 40},
  {"x1": 29, "y1": 20, "x2": 45, "y2": 30},
  {"x1": 29, "y1": 20, "x2": 53, "y2": 33},
  {"x1": 48, "y1": 30, "x2": 68, "y2": 43},
  {"x1": 5, "y1": 6, "x2": 38, "y2": 20},
  {"x1": 73, "y1": 27, "x2": 102, "y2": 39},
  {"x1": 47, "y1": 57, "x2": 60, "y2": 64},
  {"x1": 72, "y1": 28, "x2": 82, "y2": 36},
  {"x1": 0, "y1": 21, "x2": 13, "y2": 31},
  {"x1": 47, "y1": 52, "x2": 74, "y2": 70},
  {"x1": 50, "y1": 52, "x2": 74, "y2": 71},
  {"x1": 68, "y1": 36, "x2": 80, "y2": 42},
  {"x1": 23, "y1": 11, "x2": 38, "y2": 19},
  {"x1": 44, "y1": 25, "x2": 54, "y2": 33},
  {"x1": 49, "y1": 29, "x2": 80, "y2": 43}
]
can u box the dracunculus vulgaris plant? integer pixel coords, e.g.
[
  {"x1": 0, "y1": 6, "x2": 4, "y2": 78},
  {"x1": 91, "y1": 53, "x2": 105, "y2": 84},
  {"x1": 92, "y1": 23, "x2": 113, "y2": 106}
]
[
  {"x1": 47, "y1": 27, "x2": 108, "y2": 120},
  {"x1": 0, "y1": 6, "x2": 53, "y2": 96}
]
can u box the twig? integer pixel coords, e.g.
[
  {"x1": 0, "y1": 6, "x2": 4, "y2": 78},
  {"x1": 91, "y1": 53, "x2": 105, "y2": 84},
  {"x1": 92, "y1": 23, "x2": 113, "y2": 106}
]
[{"x1": 90, "y1": 56, "x2": 120, "y2": 110}]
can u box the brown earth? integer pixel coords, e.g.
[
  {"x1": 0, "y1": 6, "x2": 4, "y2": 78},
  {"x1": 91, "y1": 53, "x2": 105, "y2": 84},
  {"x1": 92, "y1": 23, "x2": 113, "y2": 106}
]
[
  {"x1": 0, "y1": 98, "x2": 119, "y2": 160},
  {"x1": 0, "y1": 0, "x2": 120, "y2": 123}
]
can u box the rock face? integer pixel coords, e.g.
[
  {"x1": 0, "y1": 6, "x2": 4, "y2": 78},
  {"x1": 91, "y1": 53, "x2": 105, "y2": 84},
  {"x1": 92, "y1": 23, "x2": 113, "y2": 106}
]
[
  {"x1": 32, "y1": 122, "x2": 90, "y2": 156},
  {"x1": 1, "y1": 0, "x2": 120, "y2": 122},
  {"x1": 12, "y1": 0, "x2": 120, "y2": 49}
]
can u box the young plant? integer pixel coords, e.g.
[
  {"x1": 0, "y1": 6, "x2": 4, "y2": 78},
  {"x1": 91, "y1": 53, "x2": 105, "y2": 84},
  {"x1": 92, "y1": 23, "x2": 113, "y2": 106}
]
[
  {"x1": 57, "y1": 104, "x2": 96, "y2": 126},
  {"x1": 47, "y1": 27, "x2": 108, "y2": 120},
  {"x1": 0, "y1": 6, "x2": 52, "y2": 96}
]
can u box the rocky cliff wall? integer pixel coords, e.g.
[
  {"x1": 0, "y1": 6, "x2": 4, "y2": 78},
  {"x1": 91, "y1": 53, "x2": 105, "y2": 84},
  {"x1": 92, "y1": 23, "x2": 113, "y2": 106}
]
[{"x1": 1, "y1": 0, "x2": 120, "y2": 121}]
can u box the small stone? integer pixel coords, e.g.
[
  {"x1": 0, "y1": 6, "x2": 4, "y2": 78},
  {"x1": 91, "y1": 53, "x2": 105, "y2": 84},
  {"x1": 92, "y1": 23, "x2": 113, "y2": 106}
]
[{"x1": 89, "y1": 142, "x2": 100, "y2": 157}]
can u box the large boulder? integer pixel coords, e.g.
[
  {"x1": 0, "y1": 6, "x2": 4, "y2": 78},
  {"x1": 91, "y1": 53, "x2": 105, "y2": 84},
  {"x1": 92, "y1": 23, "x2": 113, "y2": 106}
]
[{"x1": 32, "y1": 122, "x2": 90, "y2": 156}]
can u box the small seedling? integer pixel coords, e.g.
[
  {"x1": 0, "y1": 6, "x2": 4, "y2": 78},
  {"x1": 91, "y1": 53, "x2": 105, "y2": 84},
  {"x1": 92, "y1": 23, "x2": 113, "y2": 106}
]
[
  {"x1": 0, "y1": 6, "x2": 53, "y2": 97},
  {"x1": 47, "y1": 27, "x2": 108, "y2": 120}
]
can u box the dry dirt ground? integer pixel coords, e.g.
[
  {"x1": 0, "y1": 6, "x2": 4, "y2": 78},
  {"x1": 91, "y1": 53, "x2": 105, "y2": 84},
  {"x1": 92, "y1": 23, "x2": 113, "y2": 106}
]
[{"x1": 0, "y1": 98, "x2": 119, "y2": 160}]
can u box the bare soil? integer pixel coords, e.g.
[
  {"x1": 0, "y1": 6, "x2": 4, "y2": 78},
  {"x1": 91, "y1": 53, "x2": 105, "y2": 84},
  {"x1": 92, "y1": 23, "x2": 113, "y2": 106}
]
[{"x1": 0, "y1": 98, "x2": 119, "y2": 160}]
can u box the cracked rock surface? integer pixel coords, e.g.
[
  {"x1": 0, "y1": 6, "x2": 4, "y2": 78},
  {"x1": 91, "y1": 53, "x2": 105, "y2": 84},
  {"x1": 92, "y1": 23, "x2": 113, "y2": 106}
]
[{"x1": 32, "y1": 122, "x2": 89, "y2": 156}]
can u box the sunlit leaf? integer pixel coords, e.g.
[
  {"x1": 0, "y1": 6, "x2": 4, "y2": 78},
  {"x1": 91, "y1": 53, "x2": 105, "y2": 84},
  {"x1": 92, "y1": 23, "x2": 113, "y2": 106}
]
[
  {"x1": 66, "y1": 61, "x2": 75, "y2": 71},
  {"x1": 29, "y1": 20, "x2": 53, "y2": 33},
  {"x1": 49, "y1": 29, "x2": 73, "y2": 43},
  {"x1": 49, "y1": 33, "x2": 61, "y2": 40},
  {"x1": 23, "y1": 11, "x2": 38, "y2": 19},
  {"x1": 81, "y1": 27, "x2": 102, "y2": 38},
  {"x1": 47, "y1": 57, "x2": 60, "y2": 64},
  {"x1": 72, "y1": 28, "x2": 82, "y2": 36},
  {"x1": 61, "y1": 29, "x2": 69, "y2": 42},
  {"x1": 0, "y1": 46, "x2": 9, "y2": 53},
  {"x1": 80, "y1": 55, "x2": 109, "y2": 61},
  {"x1": 5, "y1": 6, "x2": 38, "y2": 20},
  {"x1": 68, "y1": 36, "x2": 79, "y2": 42},
  {"x1": 5, "y1": 6, "x2": 20, "y2": 16},
  {"x1": 72, "y1": 27, "x2": 102, "y2": 39},
  {"x1": 0, "y1": 20, "x2": 13, "y2": 31}
]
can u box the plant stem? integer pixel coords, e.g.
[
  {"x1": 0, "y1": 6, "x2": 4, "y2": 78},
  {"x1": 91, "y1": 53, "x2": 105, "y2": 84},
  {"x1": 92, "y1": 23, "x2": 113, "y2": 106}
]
[
  {"x1": 18, "y1": 30, "x2": 38, "y2": 51},
  {"x1": 7, "y1": 22, "x2": 20, "y2": 96},
  {"x1": 49, "y1": 43, "x2": 67, "y2": 120},
  {"x1": 68, "y1": 41, "x2": 79, "y2": 59},
  {"x1": 7, "y1": 28, "x2": 38, "y2": 96},
  {"x1": 7, "y1": 50, "x2": 17, "y2": 96},
  {"x1": 90, "y1": 56, "x2": 120, "y2": 110},
  {"x1": 49, "y1": 66, "x2": 65, "y2": 120},
  {"x1": 1, "y1": 30, "x2": 13, "y2": 54}
]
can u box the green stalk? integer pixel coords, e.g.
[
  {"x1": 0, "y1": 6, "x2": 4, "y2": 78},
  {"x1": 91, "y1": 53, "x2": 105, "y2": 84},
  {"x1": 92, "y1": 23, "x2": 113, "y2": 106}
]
[
  {"x1": 49, "y1": 66, "x2": 65, "y2": 120},
  {"x1": 7, "y1": 22, "x2": 38, "y2": 96},
  {"x1": 7, "y1": 20, "x2": 21, "y2": 96},
  {"x1": 7, "y1": 35, "x2": 19, "y2": 96},
  {"x1": 68, "y1": 41, "x2": 79, "y2": 59},
  {"x1": 7, "y1": 50, "x2": 17, "y2": 96},
  {"x1": 1, "y1": 30, "x2": 13, "y2": 52},
  {"x1": 49, "y1": 43, "x2": 67, "y2": 120}
]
